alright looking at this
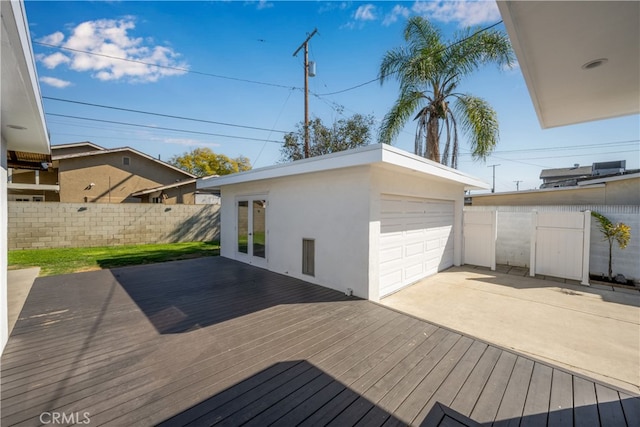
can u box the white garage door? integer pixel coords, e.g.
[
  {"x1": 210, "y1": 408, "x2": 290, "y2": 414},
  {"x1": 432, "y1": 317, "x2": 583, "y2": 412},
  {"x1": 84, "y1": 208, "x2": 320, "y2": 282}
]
[{"x1": 379, "y1": 195, "x2": 455, "y2": 297}]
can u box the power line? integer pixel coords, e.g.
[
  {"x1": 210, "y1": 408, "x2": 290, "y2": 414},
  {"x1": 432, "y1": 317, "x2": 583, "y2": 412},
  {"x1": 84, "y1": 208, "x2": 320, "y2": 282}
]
[
  {"x1": 314, "y1": 20, "x2": 504, "y2": 96},
  {"x1": 43, "y1": 96, "x2": 289, "y2": 134},
  {"x1": 457, "y1": 139, "x2": 640, "y2": 155},
  {"x1": 34, "y1": 41, "x2": 300, "y2": 91},
  {"x1": 46, "y1": 113, "x2": 282, "y2": 143}
]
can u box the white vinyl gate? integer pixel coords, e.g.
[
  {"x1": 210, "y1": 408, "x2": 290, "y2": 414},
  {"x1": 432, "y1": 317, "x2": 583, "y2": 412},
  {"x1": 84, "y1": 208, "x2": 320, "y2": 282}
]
[
  {"x1": 379, "y1": 195, "x2": 454, "y2": 297},
  {"x1": 462, "y1": 210, "x2": 497, "y2": 270},
  {"x1": 531, "y1": 211, "x2": 591, "y2": 284}
]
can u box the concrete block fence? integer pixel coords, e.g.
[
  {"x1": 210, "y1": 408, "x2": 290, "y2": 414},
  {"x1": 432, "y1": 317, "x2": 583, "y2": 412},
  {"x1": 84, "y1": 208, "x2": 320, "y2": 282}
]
[{"x1": 8, "y1": 202, "x2": 220, "y2": 250}]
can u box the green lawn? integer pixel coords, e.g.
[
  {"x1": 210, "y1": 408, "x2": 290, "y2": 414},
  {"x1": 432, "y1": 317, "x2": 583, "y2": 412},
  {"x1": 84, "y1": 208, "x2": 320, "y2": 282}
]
[{"x1": 8, "y1": 241, "x2": 220, "y2": 277}]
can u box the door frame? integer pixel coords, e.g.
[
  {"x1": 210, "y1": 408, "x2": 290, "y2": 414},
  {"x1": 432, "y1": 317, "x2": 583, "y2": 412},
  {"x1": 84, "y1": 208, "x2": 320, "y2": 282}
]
[{"x1": 235, "y1": 195, "x2": 268, "y2": 268}]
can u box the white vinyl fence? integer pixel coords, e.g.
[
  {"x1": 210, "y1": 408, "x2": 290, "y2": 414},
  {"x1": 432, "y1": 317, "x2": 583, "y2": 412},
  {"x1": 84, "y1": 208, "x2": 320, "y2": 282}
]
[
  {"x1": 464, "y1": 205, "x2": 639, "y2": 283},
  {"x1": 530, "y1": 211, "x2": 590, "y2": 284}
]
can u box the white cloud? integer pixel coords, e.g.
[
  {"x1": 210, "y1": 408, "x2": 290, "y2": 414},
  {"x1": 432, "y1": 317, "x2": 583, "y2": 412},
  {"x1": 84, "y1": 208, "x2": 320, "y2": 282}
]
[
  {"x1": 256, "y1": 0, "x2": 274, "y2": 10},
  {"x1": 36, "y1": 17, "x2": 188, "y2": 83},
  {"x1": 37, "y1": 51, "x2": 70, "y2": 69},
  {"x1": 318, "y1": 2, "x2": 350, "y2": 14},
  {"x1": 383, "y1": 5, "x2": 410, "y2": 26},
  {"x1": 39, "y1": 76, "x2": 72, "y2": 88},
  {"x1": 412, "y1": 0, "x2": 500, "y2": 27},
  {"x1": 150, "y1": 136, "x2": 220, "y2": 148},
  {"x1": 354, "y1": 4, "x2": 377, "y2": 21},
  {"x1": 39, "y1": 31, "x2": 65, "y2": 46}
]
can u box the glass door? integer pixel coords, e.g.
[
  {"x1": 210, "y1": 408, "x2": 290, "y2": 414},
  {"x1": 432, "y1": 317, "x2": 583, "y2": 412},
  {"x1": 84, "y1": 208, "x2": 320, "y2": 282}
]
[{"x1": 237, "y1": 197, "x2": 267, "y2": 266}]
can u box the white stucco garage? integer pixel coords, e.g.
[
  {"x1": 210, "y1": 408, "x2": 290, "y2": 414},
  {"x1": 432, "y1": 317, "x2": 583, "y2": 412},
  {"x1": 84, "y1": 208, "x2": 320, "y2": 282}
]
[{"x1": 198, "y1": 144, "x2": 488, "y2": 301}]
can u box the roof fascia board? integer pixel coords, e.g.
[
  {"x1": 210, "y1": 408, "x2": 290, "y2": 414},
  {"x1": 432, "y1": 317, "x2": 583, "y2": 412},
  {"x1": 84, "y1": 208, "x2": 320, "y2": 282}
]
[{"x1": 198, "y1": 144, "x2": 489, "y2": 190}]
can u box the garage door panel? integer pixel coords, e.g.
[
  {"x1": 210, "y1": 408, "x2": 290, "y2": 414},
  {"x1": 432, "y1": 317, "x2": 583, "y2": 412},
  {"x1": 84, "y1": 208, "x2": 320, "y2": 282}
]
[
  {"x1": 380, "y1": 245, "x2": 403, "y2": 263},
  {"x1": 379, "y1": 195, "x2": 455, "y2": 297}
]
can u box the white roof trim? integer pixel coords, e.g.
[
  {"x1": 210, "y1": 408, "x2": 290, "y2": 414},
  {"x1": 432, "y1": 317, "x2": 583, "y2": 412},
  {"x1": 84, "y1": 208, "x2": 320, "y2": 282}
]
[
  {"x1": 198, "y1": 144, "x2": 489, "y2": 190},
  {"x1": 53, "y1": 146, "x2": 196, "y2": 178}
]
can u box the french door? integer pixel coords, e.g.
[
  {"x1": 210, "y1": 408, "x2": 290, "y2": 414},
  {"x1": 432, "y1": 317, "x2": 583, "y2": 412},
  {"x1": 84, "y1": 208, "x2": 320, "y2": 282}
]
[{"x1": 237, "y1": 197, "x2": 267, "y2": 267}]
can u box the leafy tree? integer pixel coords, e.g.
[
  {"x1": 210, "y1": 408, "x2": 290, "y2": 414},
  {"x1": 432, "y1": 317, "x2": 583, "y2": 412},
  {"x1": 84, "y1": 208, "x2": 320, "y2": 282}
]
[
  {"x1": 378, "y1": 16, "x2": 514, "y2": 168},
  {"x1": 281, "y1": 113, "x2": 375, "y2": 162},
  {"x1": 591, "y1": 211, "x2": 631, "y2": 280},
  {"x1": 169, "y1": 148, "x2": 252, "y2": 176}
]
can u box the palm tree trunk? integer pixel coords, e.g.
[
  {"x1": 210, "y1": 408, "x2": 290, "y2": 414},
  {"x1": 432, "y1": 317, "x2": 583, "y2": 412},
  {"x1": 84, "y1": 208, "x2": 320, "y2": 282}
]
[{"x1": 426, "y1": 115, "x2": 440, "y2": 162}]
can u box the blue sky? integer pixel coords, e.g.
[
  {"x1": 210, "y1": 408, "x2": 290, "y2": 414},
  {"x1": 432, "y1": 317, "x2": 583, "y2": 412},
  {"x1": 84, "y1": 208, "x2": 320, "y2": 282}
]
[{"x1": 26, "y1": 0, "x2": 640, "y2": 192}]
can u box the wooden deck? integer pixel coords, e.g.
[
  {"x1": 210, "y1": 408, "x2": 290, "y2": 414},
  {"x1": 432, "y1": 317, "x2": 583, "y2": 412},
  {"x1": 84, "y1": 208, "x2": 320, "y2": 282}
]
[{"x1": 2, "y1": 257, "x2": 638, "y2": 426}]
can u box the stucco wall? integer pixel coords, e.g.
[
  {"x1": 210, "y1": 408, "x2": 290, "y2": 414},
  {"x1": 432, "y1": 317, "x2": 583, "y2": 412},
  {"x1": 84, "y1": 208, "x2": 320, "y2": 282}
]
[
  {"x1": 58, "y1": 152, "x2": 191, "y2": 203},
  {"x1": 220, "y1": 166, "x2": 373, "y2": 298},
  {"x1": 8, "y1": 202, "x2": 219, "y2": 249},
  {"x1": 1, "y1": 136, "x2": 9, "y2": 351},
  {"x1": 465, "y1": 205, "x2": 640, "y2": 281}
]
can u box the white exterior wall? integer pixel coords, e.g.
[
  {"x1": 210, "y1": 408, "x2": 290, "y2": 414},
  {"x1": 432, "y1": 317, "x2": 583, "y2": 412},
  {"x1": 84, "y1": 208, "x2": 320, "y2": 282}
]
[
  {"x1": 220, "y1": 166, "x2": 373, "y2": 298},
  {"x1": 1, "y1": 136, "x2": 8, "y2": 351},
  {"x1": 368, "y1": 165, "x2": 466, "y2": 301}
]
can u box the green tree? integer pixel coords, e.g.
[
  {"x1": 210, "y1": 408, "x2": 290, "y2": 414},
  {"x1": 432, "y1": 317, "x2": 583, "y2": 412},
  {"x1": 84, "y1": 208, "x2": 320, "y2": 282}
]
[
  {"x1": 281, "y1": 113, "x2": 375, "y2": 162},
  {"x1": 169, "y1": 147, "x2": 252, "y2": 176},
  {"x1": 378, "y1": 16, "x2": 514, "y2": 168},
  {"x1": 591, "y1": 211, "x2": 631, "y2": 281}
]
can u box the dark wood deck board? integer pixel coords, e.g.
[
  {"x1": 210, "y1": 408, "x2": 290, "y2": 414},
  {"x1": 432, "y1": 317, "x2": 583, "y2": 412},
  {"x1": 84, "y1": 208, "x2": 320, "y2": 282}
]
[
  {"x1": 2, "y1": 257, "x2": 635, "y2": 427},
  {"x1": 469, "y1": 350, "x2": 517, "y2": 424},
  {"x1": 520, "y1": 363, "x2": 552, "y2": 427},
  {"x1": 573, "y1": 376, "x2": 600, "y2": 427},
  {"x1": 595, "y1": 384, "x2": 627, "y2": 427},
  {"x1": 493, "y1": 356, "x2": 535, "y2": 427},
  {"x1": 548, "y1": 369, "x2": 574, "y2": 427}
]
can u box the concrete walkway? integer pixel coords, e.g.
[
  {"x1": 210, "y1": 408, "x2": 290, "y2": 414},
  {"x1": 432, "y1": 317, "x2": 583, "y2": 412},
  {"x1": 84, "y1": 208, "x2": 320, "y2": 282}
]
[
  {"x1": 381, "y1": 266, "x2": 640, "y2": 394},
  {"x1": 7, "y1": 267, "x2": 39, "y2": 335}
]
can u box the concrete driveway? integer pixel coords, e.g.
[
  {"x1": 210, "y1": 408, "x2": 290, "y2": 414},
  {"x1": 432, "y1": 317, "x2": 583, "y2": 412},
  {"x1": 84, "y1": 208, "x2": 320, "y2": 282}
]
[{"x1": 381, "y1": 265, "x2": 640, "y2": 394}]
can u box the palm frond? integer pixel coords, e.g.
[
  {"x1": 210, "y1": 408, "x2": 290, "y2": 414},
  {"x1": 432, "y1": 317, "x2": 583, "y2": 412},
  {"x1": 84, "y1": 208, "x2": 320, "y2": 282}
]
[
  {"x1": 378, "y1": 88, "x2": 424, "y2": 145},
  {"x1": 454, "y1": 94, "x2": 499, "y2": 160}
]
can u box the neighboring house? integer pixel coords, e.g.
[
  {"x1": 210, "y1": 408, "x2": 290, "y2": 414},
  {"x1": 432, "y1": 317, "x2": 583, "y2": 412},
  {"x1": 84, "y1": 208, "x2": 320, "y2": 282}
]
[
  {"x1": 471, "y1": 170, "x2": 640, "y2": 206},
  {"x1": 1, "y1": 0, "x2": 52, "y2": 351},
  {"x1": 9, "y1": 142, "x2": 199, "y2": 203},
  {"x1": 539, "y1": 164, "x2": 592, "y2": 188},
  {"x1": 198, "y1": 143, "x2": 488, "y2": 302},
  {"x1": 130, "y1": 178, "x2": 221, "y2": 205}
]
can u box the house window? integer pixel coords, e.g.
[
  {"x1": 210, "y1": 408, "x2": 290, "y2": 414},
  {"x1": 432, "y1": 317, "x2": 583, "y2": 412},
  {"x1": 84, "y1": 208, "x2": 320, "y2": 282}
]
[
  {"x1": 151, "y1": 197, "x2": 162, "y2": 204},
  {"x1": 123, "y1": 156, "x2": 131, "y2": 166},
  {"x1": 32, "y1": 196, "x2": 44, "y2": 202},
  {"x1": 302, "y1": 239, "x2": 315, "y2": 276}
]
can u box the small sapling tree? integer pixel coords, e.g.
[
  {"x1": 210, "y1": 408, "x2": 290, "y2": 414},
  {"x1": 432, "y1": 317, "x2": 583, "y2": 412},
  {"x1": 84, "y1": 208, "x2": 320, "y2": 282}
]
[{"x1": 591, "y1": 211, "x2": 631, "y2": 281}]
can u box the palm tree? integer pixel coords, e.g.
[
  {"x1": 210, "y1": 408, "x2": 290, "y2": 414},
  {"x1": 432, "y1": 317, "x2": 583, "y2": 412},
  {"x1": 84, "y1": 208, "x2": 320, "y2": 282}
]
[{"x1": 379, "y1": 17, "x2": 514, "y2": 168}]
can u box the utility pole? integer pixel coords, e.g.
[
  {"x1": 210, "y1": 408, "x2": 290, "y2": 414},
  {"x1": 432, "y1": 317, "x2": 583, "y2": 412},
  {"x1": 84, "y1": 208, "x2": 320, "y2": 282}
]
[
  {"x1": 293, "y1": 28, "x2": 318, "y2": 159},
  {"x1": 513, "y1": 180, "x2": 523, "y2": 191},
  {"x1": 488, "y1": 164, "x2": 500, "y2": 193}
]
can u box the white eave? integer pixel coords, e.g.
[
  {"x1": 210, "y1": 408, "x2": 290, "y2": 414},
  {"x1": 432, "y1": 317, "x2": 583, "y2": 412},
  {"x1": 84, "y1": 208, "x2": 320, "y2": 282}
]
[
  {"x1": 1, "y1": 0, "x2": 50, "y2": 154},
  {"x1": 198, "y1": 144, "x2": 489, "y2": 191},
  {"x1": 497, "y1": 1, "x2": 640, "y2": 128}
]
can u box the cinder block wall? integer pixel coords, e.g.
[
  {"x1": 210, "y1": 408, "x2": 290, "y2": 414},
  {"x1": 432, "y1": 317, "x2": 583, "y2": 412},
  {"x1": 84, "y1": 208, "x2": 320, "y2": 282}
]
[
  {"x1": 465, "y1": 205, "x2": 640, "y2": 281},
  {"x1": 8, "y1": 202, "x2": 219, "y2": 249}
]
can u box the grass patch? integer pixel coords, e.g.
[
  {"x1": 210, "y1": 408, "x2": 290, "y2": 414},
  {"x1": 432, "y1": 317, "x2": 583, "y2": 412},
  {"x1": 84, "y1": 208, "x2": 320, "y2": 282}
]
[{"x1": 8, "y1": 241, "x2": 220, "y2": 277}]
